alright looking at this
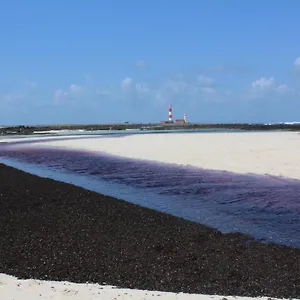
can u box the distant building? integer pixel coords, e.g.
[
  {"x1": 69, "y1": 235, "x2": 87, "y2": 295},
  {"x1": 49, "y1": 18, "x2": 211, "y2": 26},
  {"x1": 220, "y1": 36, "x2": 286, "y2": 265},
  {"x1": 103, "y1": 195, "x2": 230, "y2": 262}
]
[
  {"x1": 175, "y1": 119, "x2": 185, "y2": 124},
  {"x1": 168, "y1": 105, "x2": 173, "y2": 122},
  {"x1": 184, "y1": 113, "x2": 187, "y2": 123},
  {"x1": 160, "y1": 105, "x2": 188, "y2": 124}
]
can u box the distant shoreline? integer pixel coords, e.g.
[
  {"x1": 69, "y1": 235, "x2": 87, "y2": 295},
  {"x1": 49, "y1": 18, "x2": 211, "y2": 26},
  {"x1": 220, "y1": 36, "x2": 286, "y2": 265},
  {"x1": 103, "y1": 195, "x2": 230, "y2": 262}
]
[{"x1": 1, "y1": 122, "x2": 300, "y2": 136}]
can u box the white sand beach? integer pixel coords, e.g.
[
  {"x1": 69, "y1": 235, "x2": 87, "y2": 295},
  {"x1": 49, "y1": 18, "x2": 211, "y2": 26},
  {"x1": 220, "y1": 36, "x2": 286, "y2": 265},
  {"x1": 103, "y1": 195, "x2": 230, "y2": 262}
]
[
  {"x1": 32, "y1": 131, "x2": 300, "y2": 180},
  {"x1": 0, "y1": 273, "x2": 294, "y2": 300}
]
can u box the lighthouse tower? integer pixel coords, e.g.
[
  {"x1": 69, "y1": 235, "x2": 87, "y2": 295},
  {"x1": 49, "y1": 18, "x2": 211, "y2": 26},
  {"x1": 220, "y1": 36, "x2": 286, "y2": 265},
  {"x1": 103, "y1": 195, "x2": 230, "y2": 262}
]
[
  {"x1": 168, "y1": 105, "x2": 173, "y2": 122},
  {"x1": 184, "y1": 113, "x2": 187, "y2": 123}
]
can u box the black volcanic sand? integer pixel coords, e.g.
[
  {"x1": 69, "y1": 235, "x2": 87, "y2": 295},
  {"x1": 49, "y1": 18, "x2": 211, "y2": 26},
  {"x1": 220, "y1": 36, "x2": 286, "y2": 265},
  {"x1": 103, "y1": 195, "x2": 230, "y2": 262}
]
[{"x1": 1, "y1": 163, "x2": 300, "y2": 298}]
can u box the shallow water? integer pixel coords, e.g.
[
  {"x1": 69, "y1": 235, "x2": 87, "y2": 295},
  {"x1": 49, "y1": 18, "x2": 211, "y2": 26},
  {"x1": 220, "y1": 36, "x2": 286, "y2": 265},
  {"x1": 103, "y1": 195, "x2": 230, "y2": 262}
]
[{"x1": 0, "y1": 134, "x2": 300, "y2": 249}]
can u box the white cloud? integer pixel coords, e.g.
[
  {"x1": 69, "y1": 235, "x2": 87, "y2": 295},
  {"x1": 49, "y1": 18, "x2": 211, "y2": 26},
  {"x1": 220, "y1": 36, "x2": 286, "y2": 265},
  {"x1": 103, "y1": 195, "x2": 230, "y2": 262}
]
[
  {"x1": 2, "y1": 91, "x2": 25, "y2": 102},
  {"x1": 249, "y1": 76, "x2": 293, "y2": 99},
  {"x1": 70, "y1": 84, "x2": 83, "y2": 93},
  {"x1": 197, "y1": 75, "x2": 214, "y2": 86},
  {"x1": 25, "y1": 80, "x2": 38, "y2": 88},
  {"x1": 195, "y1": 75, "x2": 216, "y2": 95},
  {"x1": 0, "y1": 86, "x2": 42, "y2": 119},
  {"x1": 155, "y1": 91, "x2": 162, "y2": 100},
  {"x1": 54, "y1": 84, "x2": 84, "y2": 100},
  {"x1": 49, "y1": 73, "x2": 221, "y2": 108},
  {"x1": 165, "y1": 76, "x2": 187, "y2": 94},
  {"x1": 1, "y1": 82, "x2": 40, "y2": 106},
  {"x1": 135, "y1": 60, "x2": 147, "y2": 68},
  {"x1": 48, "y1": 70, "x2": 297, "y2": 112},
  {"x1": 251, "y1": 77, "x2": 275, "y2": 89},
  {"x1": 121, "y1": 77, "x2": 133, "y2": 89},
  {"x1": 54, "y1": 89, "x2": 67, "y2": 100},
  {"x1": 96, "y1": 88, "x2": 110, "y2": 95},
  {"x1": 201, "y1": 87, "x2": 216, "y2": 94},
  {"x1": 275, "y1": 84, "x2": 291, "y2": 93},
  {"x1": 294, "y1": 57, "x2": 300, "y2": 66},
  {"x1": 251, "y1": 76, "x2": 293, "y2": 94},
  {"x1": 135, "y1": 83, "x2": 149, "y2": 93}
]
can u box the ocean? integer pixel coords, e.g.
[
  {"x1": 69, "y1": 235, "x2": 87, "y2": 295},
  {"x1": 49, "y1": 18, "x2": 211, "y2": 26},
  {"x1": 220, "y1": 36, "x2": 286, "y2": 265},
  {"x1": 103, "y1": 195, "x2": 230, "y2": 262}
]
[{"x1": 1, "y1": 130, "x2": 299, "y2": 249}]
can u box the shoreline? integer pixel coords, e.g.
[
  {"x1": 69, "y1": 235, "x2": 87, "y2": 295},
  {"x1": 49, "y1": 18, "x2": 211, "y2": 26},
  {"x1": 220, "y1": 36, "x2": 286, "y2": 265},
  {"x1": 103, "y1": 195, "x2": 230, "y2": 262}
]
[
  {"x1": 33, "y1": 131, "x2": 300, "y2": 180},
  {"x1": 1, "y1": 122, "x2": 300, "y2": 136},
  {"x1": 0, "y1": 274, "x2": 293, "y2": 300},
  {"x1": 1, "y1": 163, "x2": 300, "y2": 298}
]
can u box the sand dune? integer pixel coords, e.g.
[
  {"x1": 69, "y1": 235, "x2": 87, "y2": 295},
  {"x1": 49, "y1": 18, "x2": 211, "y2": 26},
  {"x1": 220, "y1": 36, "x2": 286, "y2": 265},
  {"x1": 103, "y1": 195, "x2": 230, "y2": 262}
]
[{"x1": 34, "y1": 131, "x2": 300, "y2": 180}]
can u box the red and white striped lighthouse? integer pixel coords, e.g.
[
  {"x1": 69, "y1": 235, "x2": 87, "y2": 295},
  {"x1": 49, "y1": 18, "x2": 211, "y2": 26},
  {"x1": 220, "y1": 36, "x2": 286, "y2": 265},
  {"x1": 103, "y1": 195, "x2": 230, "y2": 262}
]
[{"x1": 168, "y1": 104, "x2": 173, "y2": 122}]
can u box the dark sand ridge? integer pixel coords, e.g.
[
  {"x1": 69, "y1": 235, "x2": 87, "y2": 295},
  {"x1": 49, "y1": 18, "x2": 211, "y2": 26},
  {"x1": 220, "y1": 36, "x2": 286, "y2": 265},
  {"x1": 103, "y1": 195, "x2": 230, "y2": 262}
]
[{"x1": 1, "y1": 163, "x2": 300, "y2": 298}]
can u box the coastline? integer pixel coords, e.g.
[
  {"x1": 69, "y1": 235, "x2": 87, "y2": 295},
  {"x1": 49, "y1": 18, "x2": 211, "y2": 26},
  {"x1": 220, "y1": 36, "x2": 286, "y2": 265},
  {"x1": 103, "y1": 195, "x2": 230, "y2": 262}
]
[
  {"x1": 1, "y1": 273, "x2": 295, "y2": 300},
  {"x1": 33, "y1": 131, "x2": 300, "y2": 180},
  {"x1": 1, "y1": 122, "x2": 300, "y2": 137},
  {"x1": 1, "y1": 163, "x2": 300, "y2": 298}
]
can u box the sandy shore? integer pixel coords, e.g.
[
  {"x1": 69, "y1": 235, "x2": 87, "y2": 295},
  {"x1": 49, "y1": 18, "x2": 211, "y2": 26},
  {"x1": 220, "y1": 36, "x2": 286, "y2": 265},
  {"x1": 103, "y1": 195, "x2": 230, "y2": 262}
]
[
  {"x1": 31, "y1": 131, "x2": 300, "y2": 180},
  {"x1": 0, "y1": 273, "x2": 295, "y2": 300}
]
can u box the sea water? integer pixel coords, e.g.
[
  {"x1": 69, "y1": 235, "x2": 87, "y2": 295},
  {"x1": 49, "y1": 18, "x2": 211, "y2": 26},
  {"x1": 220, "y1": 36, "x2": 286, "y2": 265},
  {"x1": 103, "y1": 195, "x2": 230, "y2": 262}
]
[{"x1": 0, "y1": 131, "x2": 299, "y2": 248}]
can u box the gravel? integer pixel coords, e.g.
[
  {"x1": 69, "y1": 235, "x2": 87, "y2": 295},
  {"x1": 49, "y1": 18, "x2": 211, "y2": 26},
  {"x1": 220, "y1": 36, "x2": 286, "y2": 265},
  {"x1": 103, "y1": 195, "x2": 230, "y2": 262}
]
[{"x1": 1, "y1": 163, "x2": 300, "y2": 298}]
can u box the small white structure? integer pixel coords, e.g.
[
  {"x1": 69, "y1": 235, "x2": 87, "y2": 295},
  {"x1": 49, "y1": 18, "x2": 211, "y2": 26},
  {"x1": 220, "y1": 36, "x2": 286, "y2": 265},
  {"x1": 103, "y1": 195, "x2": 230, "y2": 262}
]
[{"x1": 184, "y1": 113, "x2": 187, "y2": 123}]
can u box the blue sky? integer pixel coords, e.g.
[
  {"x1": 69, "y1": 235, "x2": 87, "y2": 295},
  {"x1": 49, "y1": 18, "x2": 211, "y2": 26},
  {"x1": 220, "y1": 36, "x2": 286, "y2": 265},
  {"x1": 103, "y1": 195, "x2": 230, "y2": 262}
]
[{"x1": 1, "y1": 0, "x2": 300, "y2": 125}]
